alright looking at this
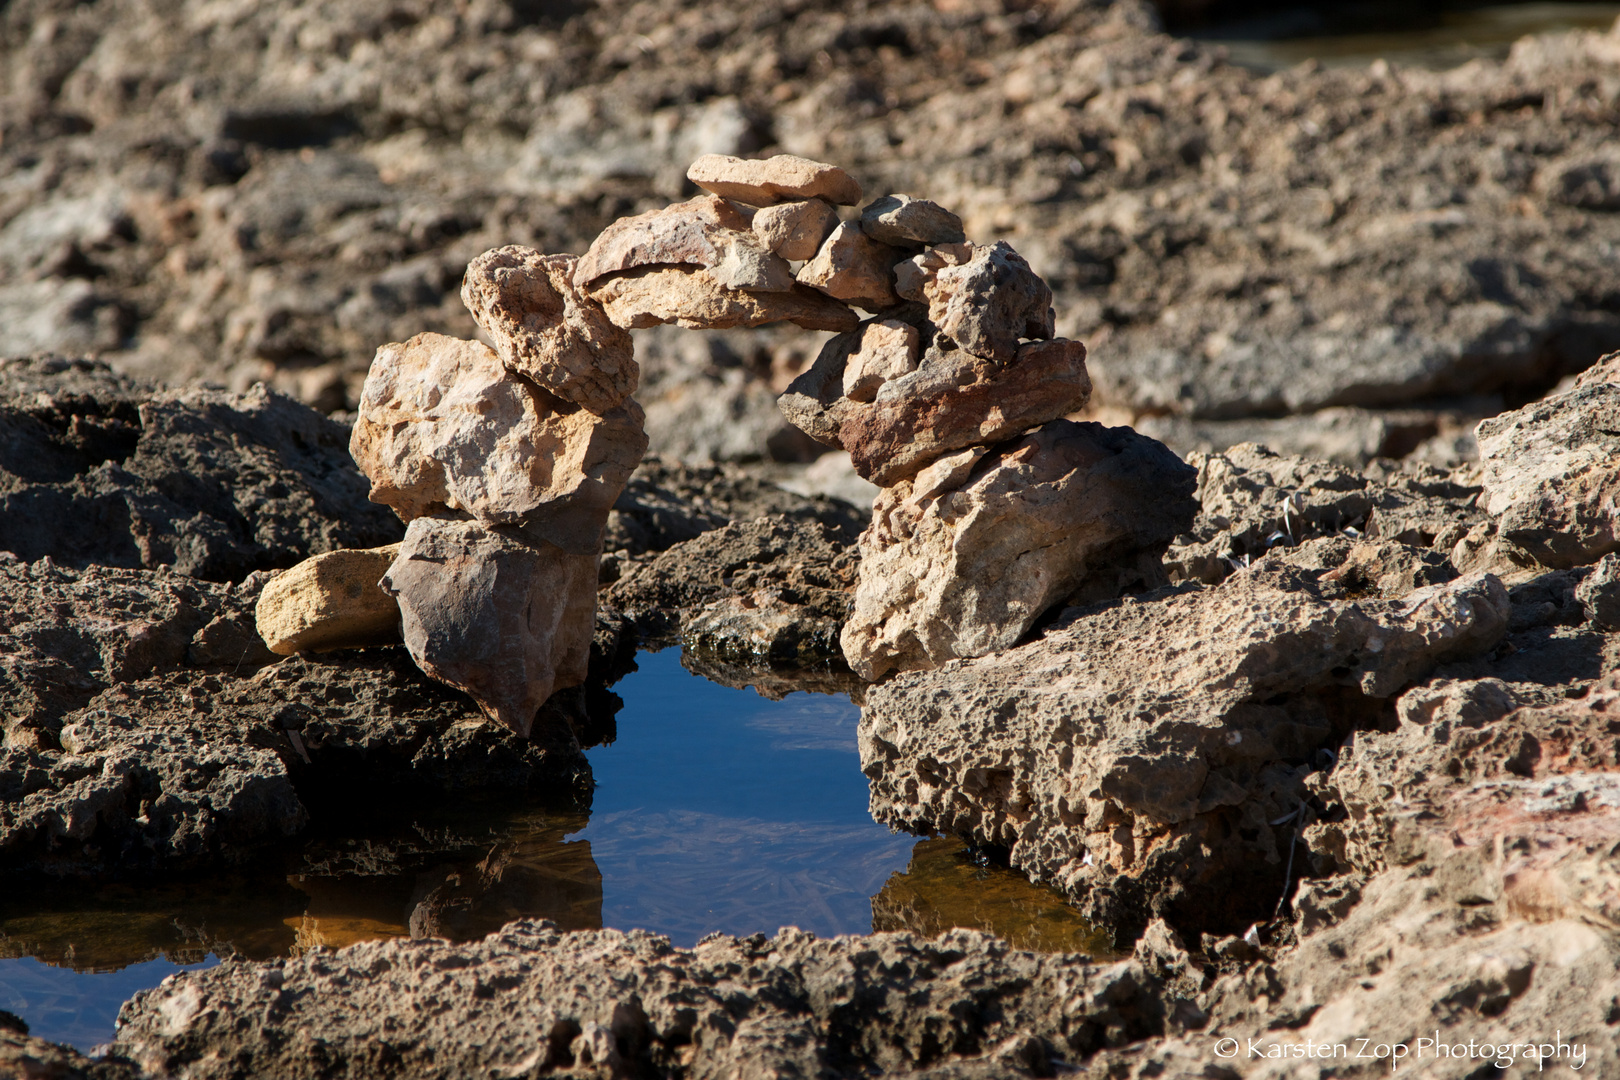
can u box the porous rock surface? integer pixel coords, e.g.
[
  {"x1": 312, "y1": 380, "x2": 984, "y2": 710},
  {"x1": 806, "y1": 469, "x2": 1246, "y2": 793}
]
[
  {"x1": 843, "y1": 420, "x2": 1197, "y2": 681},
  {"x1": 109, "y1": 924, "x2": 1167, "y2": 1080},
  {"x1": 0, "y1": 357, "x2": 401, "y2": 580},
  {"x1": 859, "y1": 565, "x2": 1511, "y2": 933}
]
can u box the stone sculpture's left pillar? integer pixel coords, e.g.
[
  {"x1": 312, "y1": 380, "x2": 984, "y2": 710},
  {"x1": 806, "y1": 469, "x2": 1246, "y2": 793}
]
[{"x1": 349, "y1": 249, "x2": 646, "y2": 737}]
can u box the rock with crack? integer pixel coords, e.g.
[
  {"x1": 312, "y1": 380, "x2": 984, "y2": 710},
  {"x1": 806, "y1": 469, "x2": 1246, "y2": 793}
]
[
  {"x1": 254, "y1": 545, "x2": 402, "y2": 655},
  {"x1": 382, "y1": 516, "x2": 599, "y2": 738},
  {"x1": 687, "y1": 153, "x2": 862, "y2": 206},
  {"x1": 1476, "y1": 377, "x2": 1620, "y2": 569},
  {"x1": 797, "y1": 221, "x2": 905, "y2": 311},
  {"x1": 894, "y1": 241, "x2": 1055, "y2": 364},
  {"x1": 842, "y1": 420, "x2": 1198, "y2": 681},
  {"x1": 858, "y1": 566, "x2": 1511, "y2": 936},
  {"x1": 110, "y1": 923, "x2": 1166, "y2": 1080},
  {"x1": 349, "y1": 332, "x2": 647, "y2": 552},
  {"x1": 583, "y1": 266, "x2": 859, "y2": 333},
  {"x1": 572, "y1": 194, "x2": 794, "y2": 294},
  {"x1": 780, "y1": 328, "x2": 1093, "y2": 486},
  {"x1": 460, "y1": 246, "x2": 637, "y2": 414}
]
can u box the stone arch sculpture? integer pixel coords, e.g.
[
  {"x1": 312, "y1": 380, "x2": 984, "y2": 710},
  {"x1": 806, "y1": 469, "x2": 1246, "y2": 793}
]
[{"x1": 332, "y1": 154, "x2": 1195, "y2": 736}]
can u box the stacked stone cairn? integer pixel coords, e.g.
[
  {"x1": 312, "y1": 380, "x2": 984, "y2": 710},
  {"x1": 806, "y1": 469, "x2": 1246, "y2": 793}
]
[{"x1": 256, "y1": 154, "x2": 1196, "y2": 734}]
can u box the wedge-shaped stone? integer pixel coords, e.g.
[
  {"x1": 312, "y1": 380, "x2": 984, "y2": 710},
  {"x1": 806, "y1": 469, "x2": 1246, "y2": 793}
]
[
  {"x1": 841, "y1": 319, "x2": 919, "y2": 402},
  {"x1": 860, "y1": 194, "x2": 965, "y2": 247},
  {"x1": 255, "y1": 545, "x2": 402, "y2": 655},
  {"x1": 842, "y1": 420, "x2": 1197, "y2": 681},
  {"x1": 349, "y1": 333, "x2": 647, "y2": 552},
  {"x1": 687, "y1": 153, "x2": 862, "y2": 206},
  {"x1": 752, "y1": 198, "x2": 840, "y2": 261},
  {"x1": 797, "y1": 222, "x2": 903, "y2": 311},
  {"x1": 780, "y1": 330, "x2": 1091, "y2": 486},
  {"x1": 1476, "y1": 379, "x2": 1620, "y2": 568},
  {"x1": 859, "y1": 565, "x2": 1509, "y2": 930},
  {"x1": 586, "y1": 267, "x2": 858, "y2": 333},
  {"x1": 573, "y1": 195, "x2": 793, "y2": 293},
  {"x1": 382, "y1": 517, "x2": 597, "y2": 737},
  {"x1": 896, "y1": 241, "x2": 1054, "y2": 363},
  {"x1": 461, "y1": 246, "x2": 637, "y2": 415}
]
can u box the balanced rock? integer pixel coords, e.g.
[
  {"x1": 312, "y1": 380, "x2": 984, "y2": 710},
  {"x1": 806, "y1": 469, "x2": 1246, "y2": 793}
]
[
  {"x1": 382, "y1": 516, "x2": 598, "y2": 738},
  {"x1": 255, "y1": 545, "x2": 402, "y2": 655},
  {"x1": 841, "y1": 420, "x2": 1198, "y2": 680},
  {"x1": 687, "y1": 153, "x2": 862, "y2": 207},
  {"x1": 781, "y1": 332, "x2": 1092, "y2": 486},
  {"x1": 752, "y1": 198, "x2": 840, "y2": 261},
  {"x1": 585, "y1": 267, "x2": 858, "y2": 333},
  {"x1": 797, "y1": 221, "x2": 904, "y2": 311},
  {"x1": 841, "y1": 319, "x2": 919, "y2": 402},
  {"x1": 349, "y1": 332, "x2": 647, "y2": 552},
  {"x1": 460, "y1": 247, "x2": 637, "y2": 414},
  {"x1": 573, "y1": 195, "x2": 793, "y2": 294},
  {"x1": 896, "y1": 241, "x2": 1055, "y2": 364},
  {"x1": 860, "y1": 194, "x2": 965, "y2": 247},
  {"x1": 1476, "y1": 377, "x2": 1620, "y2": 568}
]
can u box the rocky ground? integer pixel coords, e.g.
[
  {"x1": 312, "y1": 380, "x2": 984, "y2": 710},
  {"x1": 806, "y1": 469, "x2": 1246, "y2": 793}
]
[{"x1": 4, "y1": 0, "x2": 1620, "y2": 1077}]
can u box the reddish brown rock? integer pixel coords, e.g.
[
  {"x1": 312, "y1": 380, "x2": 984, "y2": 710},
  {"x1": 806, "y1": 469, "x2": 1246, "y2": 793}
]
[
  {"x1": 349, "y1": 332, "x2": 647, "y2": 551},
  {"x1": 586, "y1": 266, "x2": 858, "y2": 333},
  {"x1": 896, "y1": 241, "x2": 1055, "y2": 363},
  {"x1": 460, "y1": 246, "x2": 637, "y2": 414},
  {"x1": 797, "y1": 221, "x2": 904, "y2": 311},
  {"x1": 752, "y1": 198, "x2": 840, "y2": 261},
  {"x1": 382, "y1": 516, "x2": 598, "y2": 737},
  {"x1": 572, "y1": 195, "x2": 791, "y2": 293},
  {"x1": 780, "y1": 333, "x2": 1092, "y2": 486},
  {"x1": 687, "y1": 153, "x2": 861, "y2": 207}
]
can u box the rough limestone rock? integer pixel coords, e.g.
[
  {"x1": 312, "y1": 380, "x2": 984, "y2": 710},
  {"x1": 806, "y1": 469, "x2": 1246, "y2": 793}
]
[
  {"x1": 383, "y1": 517, "x2": 599, "y2": 738},
  {"x1": 349, "y1": 332, "x2": 647, "y2": 552},
  {"x1": 572, "y1": 195, "x2": 793, "y2": 294},
  {"x1": 860, "y1": 566, "x2": 1511, "y2": 933},
  {"x1": 111, "y1": 924, "x2": 1166, "y2": 1080},
  {"x1": 1575, "y1": 552, "x2": 1620, "y2": 629},
  {"x1": 781, "y1": 332, "x2": 1093, "y2": 486},
  {"x1": 254, "y1": 545, "x2": 402, "y2": 655},
  {"x1": 841, "y1": 319, "x2": 920, "y2": 402},
  {"x1": 604, "y1": 515, "x2": 857, "y2": 666},
  {"x1": 895, "y1": 241, "x2": 1054, "y2": 364},
  {"x1": 842, "y1": 420, "x2": 1196, "y2": 681},
  {"x1": 860, "y1": 194, "x2": 966, "y2": 247},
  {"x1": 1476, "y1": 379, "x2": 1620, "y2": 568},
  {"x1": 585, "y1": 266, "x2": 859, "y2": 333},
  {"x1": 687, "y1": 153, "x2": 862, "y2": 206},
  {"x1": 797, "y1": 221, "x2": 904, "y2": 311},
  {"x1": 1164, "y1": 443, "x2": 1484, "y2": 585},
  {"x1": 752, "y1": 198, "x2": 840, "y2": 261},
  {"x1": 0, "y1": 358, "x2": 401, "y2": 581},
  {"x1": 460, "y1": 246, "x2": 637, "y2": 414}
]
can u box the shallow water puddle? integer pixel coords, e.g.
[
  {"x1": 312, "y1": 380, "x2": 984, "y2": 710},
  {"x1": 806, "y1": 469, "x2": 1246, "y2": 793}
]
[{"x1": 0, "y1": 649, "x2": 1106, "y2": 1050}]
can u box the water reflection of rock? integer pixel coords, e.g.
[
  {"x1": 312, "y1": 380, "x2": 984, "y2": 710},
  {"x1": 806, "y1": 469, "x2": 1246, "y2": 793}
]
[{"x1": 872, "y1": 838, "x2": 1119, "y2": 958}]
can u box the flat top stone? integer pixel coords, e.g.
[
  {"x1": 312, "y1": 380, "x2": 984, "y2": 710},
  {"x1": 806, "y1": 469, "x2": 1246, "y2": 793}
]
[{"x1": 687, "y1": 154, "x2": 862, "y2": 207}]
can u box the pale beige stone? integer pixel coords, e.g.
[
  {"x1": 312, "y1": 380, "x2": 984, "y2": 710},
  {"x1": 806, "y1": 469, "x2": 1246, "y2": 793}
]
[
  {"x1": 383, "y1": 517, "x2": 597, "y2": 737},
  {"x1": 255, "y1": 545, "x2": 402, "y2": 655},
  {"x1": 752, "y1": 199, "x2": 841, "y2": 261},
  {"x1": 349, "y1": 332, "x2": 647, "y2": 551},
  {"x1": 460, "y1": 246, "x2": 637, "y2": 414},
  {"x1": 840, "y1": 420, "x2": 1199, "y2": 681},
  {"x1": 840, "y1": 319, "x2": 919, "y2": 402},
  {"x1": 687, "y1": 154, "x2": 862, "y2": 207},
  {"x1": 586, "y1": 267, "x2": 858, "y2": 333},
  {"x1": 797, "y1": 222, "x2": 903, "y2": 311},
  {"x1": 860, "y1": 194, "x2": 964, "y2": 247},
  {"x1": 573, "y1": 195, "x2": 792, "y2": 293}
]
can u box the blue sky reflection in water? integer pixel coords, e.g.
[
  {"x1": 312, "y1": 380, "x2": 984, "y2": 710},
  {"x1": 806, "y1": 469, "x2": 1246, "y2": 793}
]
[
  {"x1": 0, "y1": 955, "x2": 217, "y2": 1051},
  {"x1": 579, "y1": 648, "x2": 913, "y2": 945}
]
